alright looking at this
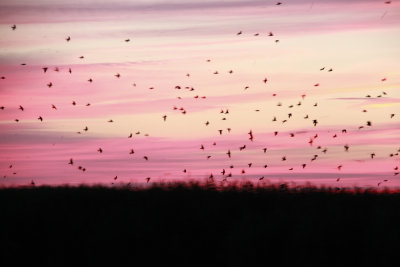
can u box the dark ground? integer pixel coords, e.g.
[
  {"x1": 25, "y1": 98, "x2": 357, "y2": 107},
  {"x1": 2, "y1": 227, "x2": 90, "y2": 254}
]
[{"x1": 1, "y1": 181, "x2": 400, "y2": 266}]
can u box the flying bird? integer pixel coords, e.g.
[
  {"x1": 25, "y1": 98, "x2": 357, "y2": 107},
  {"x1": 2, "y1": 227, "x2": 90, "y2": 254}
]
[
  {"x1": 66, "y1": 36, "x2": 71, "y2": 41},
  {"x1": 248, "y1": 130, "x2": 254, "y2": 141}
]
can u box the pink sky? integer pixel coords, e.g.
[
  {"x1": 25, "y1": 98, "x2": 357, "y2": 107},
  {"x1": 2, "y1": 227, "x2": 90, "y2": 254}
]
[{"x1": 0, "y1": 0, "x2": 399, "y2": 187}]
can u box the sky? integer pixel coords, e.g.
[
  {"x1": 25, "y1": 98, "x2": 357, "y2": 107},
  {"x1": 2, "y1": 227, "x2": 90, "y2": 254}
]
[{"x1": 0, "y1": 0, "x2": 399, "y2": 187}]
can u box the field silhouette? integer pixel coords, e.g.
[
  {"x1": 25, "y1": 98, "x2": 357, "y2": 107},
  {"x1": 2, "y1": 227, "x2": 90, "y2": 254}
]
[{"x1": 1, "y1": 181, "x2": 399, "y2": 266}]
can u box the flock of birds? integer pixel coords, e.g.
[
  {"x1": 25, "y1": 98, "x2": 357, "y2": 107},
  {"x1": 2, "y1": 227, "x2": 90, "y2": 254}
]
[{"x1": 1, "y1": 1, "x2": 399, "y2": 187}]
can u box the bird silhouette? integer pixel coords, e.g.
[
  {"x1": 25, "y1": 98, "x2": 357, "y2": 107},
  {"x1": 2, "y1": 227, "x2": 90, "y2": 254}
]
[
  {"x1": 66, "y1": 36, "x2": 71, "y2": 41},
  {"x1": 248, "y1": 130, "x2": 254, "y2": 141}
]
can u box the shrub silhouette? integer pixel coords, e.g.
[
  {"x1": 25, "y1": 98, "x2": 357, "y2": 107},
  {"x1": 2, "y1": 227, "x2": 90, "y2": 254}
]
[{"x1": 0, "y1": 181, "x2": 399, "y2": 266}]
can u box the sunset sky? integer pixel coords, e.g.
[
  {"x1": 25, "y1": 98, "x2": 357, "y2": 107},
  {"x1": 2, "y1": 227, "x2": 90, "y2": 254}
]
[{"x1": 0, "y1": 0, "x2": 399, "y2": 187}]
